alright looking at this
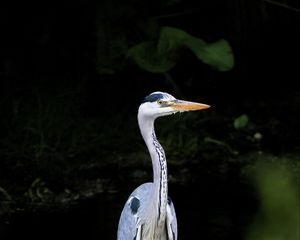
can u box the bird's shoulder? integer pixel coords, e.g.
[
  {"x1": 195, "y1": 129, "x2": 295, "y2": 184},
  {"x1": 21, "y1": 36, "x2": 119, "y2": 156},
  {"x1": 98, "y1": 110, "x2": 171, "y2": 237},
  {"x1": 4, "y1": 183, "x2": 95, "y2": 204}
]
[
  {"x1": 117, "y1": 183, "x2": 153, "y2": 239},
  {"x1": 124, "y1": 182, "x2": 152, "y2": 211}
]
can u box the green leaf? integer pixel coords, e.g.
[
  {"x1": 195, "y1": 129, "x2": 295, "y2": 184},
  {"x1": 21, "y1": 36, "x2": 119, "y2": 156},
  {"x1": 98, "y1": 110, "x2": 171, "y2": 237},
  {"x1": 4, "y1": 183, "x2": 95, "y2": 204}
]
[
  {"x1": 127, "y1": 41, "x2": 178, "y2": 73},
  {"x1": 159, "y1": 27, "x2": 234, "y2": 71},
  {"x1": 184, "y1": 38, "x2": 234, "y2": 71},
  {"x1": 234, "y1": 114, "x2": 249, "y2": 129},
  {"x1": 127, "y1": 26, "x2": 234, "y2": 73},
  {"x1": 158, "y1": 27, "x2": 190, "y2": 53}
]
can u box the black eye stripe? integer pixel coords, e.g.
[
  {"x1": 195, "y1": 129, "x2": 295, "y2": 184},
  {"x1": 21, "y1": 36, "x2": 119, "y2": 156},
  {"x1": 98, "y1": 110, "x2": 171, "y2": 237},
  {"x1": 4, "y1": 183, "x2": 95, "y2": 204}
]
[{"x1": 142, "y1": 93, "x2": 164, "y2": 103}]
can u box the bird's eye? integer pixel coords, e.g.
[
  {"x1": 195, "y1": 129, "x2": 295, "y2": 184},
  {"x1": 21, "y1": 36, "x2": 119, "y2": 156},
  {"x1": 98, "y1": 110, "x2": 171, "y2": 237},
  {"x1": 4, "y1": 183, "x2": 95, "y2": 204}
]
[{"x1": 157, "y1": 100, "x2": 163, "y2": 105}]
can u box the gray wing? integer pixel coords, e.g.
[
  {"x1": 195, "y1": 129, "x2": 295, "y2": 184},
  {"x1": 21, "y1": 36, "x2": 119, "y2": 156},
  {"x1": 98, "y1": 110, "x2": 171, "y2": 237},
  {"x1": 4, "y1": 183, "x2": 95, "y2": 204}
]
[
  {"x1": 166, "y1": 197, "x2": 178, "y2": 240},
  {"x1": 117, "y1": 183, "x2": 152, "y2": 240}
]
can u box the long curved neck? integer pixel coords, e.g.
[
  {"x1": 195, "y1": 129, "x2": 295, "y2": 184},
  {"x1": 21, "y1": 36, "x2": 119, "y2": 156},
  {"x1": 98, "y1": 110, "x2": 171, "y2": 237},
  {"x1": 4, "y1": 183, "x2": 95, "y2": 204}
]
[{"x1": 138, "y1": 114, "x2": 168, "y2": 221}]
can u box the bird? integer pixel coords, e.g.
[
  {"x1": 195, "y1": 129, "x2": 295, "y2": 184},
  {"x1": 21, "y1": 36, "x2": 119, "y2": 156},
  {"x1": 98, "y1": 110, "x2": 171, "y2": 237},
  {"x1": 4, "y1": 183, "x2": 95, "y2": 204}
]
[{"x1": 117, "y1": 91, "x2": 210, "y2": 240}]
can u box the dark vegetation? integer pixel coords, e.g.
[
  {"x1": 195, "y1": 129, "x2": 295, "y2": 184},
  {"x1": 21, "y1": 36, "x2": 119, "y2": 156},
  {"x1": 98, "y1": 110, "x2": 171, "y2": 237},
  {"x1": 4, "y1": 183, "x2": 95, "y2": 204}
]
[{"x1": 0, "y1": 1, "x2": 299, "y2": 239}]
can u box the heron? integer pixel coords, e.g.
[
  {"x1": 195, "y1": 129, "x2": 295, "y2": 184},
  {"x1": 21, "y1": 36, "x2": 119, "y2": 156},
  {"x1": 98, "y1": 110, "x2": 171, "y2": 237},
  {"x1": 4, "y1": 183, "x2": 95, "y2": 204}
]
[{"x1": 117, "y1": 91, "x2": 210, "y2": 240}]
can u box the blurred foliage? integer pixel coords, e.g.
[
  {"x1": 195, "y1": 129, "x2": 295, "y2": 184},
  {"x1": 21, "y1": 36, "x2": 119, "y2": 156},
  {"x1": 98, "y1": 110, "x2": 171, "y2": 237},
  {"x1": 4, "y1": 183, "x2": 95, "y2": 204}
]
[
  {"x1": 234, "y1": 114, "x2": 249, "y2": 130},
  {"x1": 0, "y1": 187, "x2": 11, "y2": 201},
  {"x1": 95, "y1": 3, "x2": 133, "y2": 74},
  {"x1": 25, "y1": 178, "x2": 53, "y2": 203},
  {"x1": 95, "y1": 2, "x2": 234, "y2": 75},
  {"x1": 0, "y1": 87, "x2": 128, "y2": 196},
  {"x1": 127, "y1": 27, "x2": 234, "y2": 73},
  {"x1": 156, "y1": 114, "x2": 201, "y2": 165},
  {"x1": 245, "y1": 158, "x2": 300, "y2": 240}
]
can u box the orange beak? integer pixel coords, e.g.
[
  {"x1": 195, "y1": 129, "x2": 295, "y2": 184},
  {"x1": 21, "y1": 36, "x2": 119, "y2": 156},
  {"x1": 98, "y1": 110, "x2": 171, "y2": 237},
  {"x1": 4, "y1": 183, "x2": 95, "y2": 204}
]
[{"x1": 170, "y1": 100, "x2": 210, "y2": 111}]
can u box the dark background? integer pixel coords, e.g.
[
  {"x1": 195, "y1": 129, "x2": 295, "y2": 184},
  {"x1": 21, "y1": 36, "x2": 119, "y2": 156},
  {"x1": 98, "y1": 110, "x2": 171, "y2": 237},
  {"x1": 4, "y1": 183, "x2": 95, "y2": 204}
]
[{"x1": 0, "y1": 1, "x2": 299, "y2": 239}]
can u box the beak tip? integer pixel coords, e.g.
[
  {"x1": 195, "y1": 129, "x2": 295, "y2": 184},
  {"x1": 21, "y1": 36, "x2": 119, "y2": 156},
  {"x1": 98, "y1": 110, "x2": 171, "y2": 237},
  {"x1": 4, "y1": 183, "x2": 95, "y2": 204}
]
[{"x1": 171, "y1": 100, "x2": 211, "y2": 111}]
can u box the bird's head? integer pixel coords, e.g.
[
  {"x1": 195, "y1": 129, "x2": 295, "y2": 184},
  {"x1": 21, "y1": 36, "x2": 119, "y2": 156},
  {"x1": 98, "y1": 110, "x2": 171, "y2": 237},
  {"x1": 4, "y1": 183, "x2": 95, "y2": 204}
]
[{"x1": 138, "y1": 91, "x2": 210, "y2": 120}]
